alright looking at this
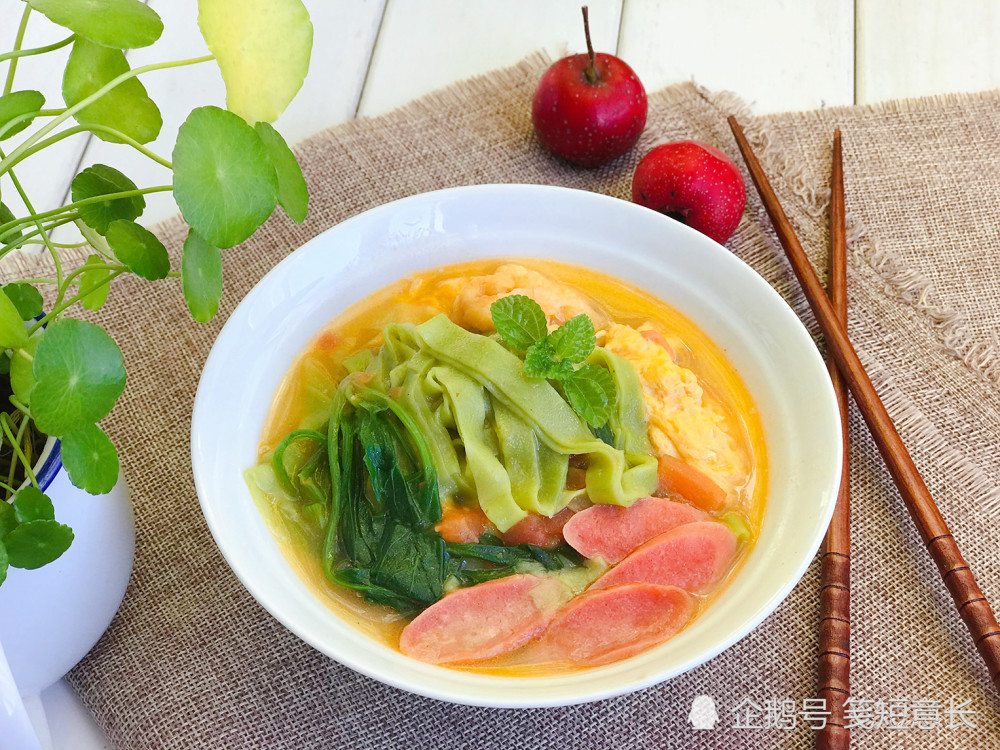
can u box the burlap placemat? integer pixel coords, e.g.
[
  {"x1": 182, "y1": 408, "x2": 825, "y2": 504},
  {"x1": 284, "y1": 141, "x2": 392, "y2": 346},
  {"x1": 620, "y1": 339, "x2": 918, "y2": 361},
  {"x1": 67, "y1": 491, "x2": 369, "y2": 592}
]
[{"x1": 7, "y1": 53, "x2": 998, "y2": 747}]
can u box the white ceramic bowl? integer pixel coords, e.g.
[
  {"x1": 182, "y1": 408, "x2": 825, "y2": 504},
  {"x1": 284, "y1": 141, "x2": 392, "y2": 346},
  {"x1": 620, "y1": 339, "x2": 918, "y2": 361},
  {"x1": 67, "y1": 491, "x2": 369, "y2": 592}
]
[{"x1": 191, "y1": 184, "x2": 841, "y2": 707}]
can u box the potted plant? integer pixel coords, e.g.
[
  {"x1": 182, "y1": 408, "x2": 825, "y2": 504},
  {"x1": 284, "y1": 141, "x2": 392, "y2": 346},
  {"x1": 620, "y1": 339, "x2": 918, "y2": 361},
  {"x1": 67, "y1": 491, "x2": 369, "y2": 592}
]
[{"x1": 0, "y1": 0, "x2": 313, "y2": 741}]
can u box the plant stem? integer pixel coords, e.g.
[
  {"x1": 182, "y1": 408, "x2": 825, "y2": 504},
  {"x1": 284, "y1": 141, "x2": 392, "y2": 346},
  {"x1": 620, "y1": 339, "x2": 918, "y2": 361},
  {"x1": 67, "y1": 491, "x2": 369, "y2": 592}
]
[
  {"x1": 0, "y1": 185, "x2": 173, "y2": 238},
  {"x1": 3, "y1": 5, "x2": 32, "y2": 95},
  {"x1": 4, "y1": 411, "x2": 30, "y2": 499},
  {"x1": 30, "y1": 269, "x2": 126, "y2": 333},
  {"x1": 581, "y1": 6, "x2": 599, "y2": 84},
  {"x1": 0, "y1": 34, "x2": 74, "y2": 65},
  {"x1": 0, "y1": 146, "x2": 62, "y2": 285},
  {"x1": 0, "y1": 215, "x2": 78, "y2": 257},
  {"x1": 0, "y1": 109, "x2": 68, "y2": 142},
  {"x1": 0, "y1": 54, "x2": 214, "y2": 177},
  {"x1": 0, "y1": 414, "x2": 36, "y2": 490},
  {"x1": 3, "y1": 125, "x2": 173, "y2": 174}
]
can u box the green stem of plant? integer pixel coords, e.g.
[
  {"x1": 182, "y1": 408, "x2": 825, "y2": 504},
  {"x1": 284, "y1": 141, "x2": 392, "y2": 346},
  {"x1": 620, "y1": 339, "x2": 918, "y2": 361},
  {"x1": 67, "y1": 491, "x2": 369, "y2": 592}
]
[
  {"x1": 0, "y1": 54, "x2": 214, "y2": 177},
  {"x1": 0, "y1": 185, "x2": 173, "y2": 238},
  {"x1": 0, "y1": 414, "x2": 37, "y2": 490},
  {"x1": 0, "y1": 34, "x2": 74, "y2": 65},
  {"x1": 0, "y1": 215, "x2": 79, "y2": 257},
  {"x1": 5, "y1": 411, "x2": 31, "y2": 499},
  {"x1": 0, "y1": 146, "x2": 62, "y2": 285},
  {"x1": 0, "y1": 480, "x2": 18, "y2": 498},
  {"x1": 30, "y1": 269, "x2": 126, "y2": 333},
  {"x1": 0, "y1": 109, "x2": 68, "y2": 142},
  {"x1": 3, "y1": 5, "x2": 32, "y2": 96},
  {"x1": 3, "y1": 124, "x2": 174, "y2": 174}
]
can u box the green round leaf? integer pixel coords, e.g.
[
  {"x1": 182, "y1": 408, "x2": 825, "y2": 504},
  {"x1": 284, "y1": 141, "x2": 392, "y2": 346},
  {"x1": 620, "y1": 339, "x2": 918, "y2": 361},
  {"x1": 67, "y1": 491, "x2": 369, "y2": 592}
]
[
  {"x1": 173, "y1": 106, "x2": 278, "y2": 248},
  {"x1": 198, "y1": 0, "x2": 312, "y2": 124},
  {"x1": 181, "y1": 229, "x2": 223, "y2": 323},
  {"x1": 0, "y1": 202, "x2": 22, "y2": 245},
  {"x1": 0, "y1": 290, "x2": 28, "y2": 350},
  {"x1": 72, "y1": 165, "x2": 145, "y2": 235},
  {"x1": 254, "y1": 122, "x2": 308, "y2": 224},
  {"x1": 106, "y1": 220, "x2": 169, "y2": 280},
  {"x1": 30, "y1": 319, "x2": 126, "y2": 436},
  {"x1": 29, "y1": 0, "x2": 163, "y2": 49},
  {"x1": 0, "y1": 501, "x2": 17, "y2": 539},
  {"x1": 2, "y1": 283, "x2": 43, "y2": 321},
  {"x1": 5, "y1": 520, "x2": 73, "y2": 569},
  {"x1": 0, "y1": 90, "x2": 45, "y2": 140},
  {"x1": 0, "y1": 542, "x2": 8, "y2": 586},
  {"x1": 61, "y1": 424, "x2": 119, "y2": 494},
  {"x1": 79, "y1": 253, "x2": 112, "y2": 312},
  {"x1": 63, "y1": 38, "x2": 162, "y2": 145},
  {"x1": 13, "y1": 487, "x2": 54, "y2": 522},
  {"x1": 10, "y1": 331, "x2": 41, "y2": 408}
]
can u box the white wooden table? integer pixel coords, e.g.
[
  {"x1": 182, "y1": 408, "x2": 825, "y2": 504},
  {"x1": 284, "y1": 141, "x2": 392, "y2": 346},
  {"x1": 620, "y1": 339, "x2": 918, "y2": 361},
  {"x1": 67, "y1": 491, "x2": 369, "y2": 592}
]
[{"x1": 2, "y1": 1, "x2": 999, "y2": 746}]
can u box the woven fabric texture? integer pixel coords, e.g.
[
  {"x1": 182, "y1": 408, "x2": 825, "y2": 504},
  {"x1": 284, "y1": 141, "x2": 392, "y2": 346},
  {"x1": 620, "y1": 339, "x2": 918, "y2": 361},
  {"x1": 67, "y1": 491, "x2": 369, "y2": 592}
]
[{"x1": 4, "y1": 53, "x2": 998, "y2": 748}]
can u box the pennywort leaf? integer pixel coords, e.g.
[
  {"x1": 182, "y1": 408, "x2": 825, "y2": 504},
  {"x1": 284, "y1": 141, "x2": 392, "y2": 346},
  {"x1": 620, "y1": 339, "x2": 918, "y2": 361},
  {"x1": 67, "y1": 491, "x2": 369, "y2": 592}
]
[
  {"x1": 61, "y1": 424, "x2": 119, "y2": 494},
  {"x1": 181, "y1": 229, "x2": 223, "y2": 322},
  {"x1": 491, "y1": 295, "x2": 547, "y2": 351},
  {"x1": 5, "y1": 520, "x2": 73, "y2": 569},
  {"x1": 0, "y1": 291, "x2": 28, "y2": 350},
  {"x1": 13, "y1": 487, "x2": 54, "y2": 523},
  {"x1": 254, "y1": 122, "x2": 308, "y2": 224},
  {"x1": 29, "y1": 0, "x2": 163, "y2": 49},
  {"x1": 63, "y1": 38, "x2": 162, "y2": 145},
  {"x1": 72, "y1": 165, "x2": 145, "y2": 235},
  {"x1": 0, "y1": 501, "x2": 17, "y2": 539},
  {"x1": 0, "y1": 543, "x2": 7, "y2": 586},
  {"x1": 0, "y1": 90, "x2": 45, "y2": 140},
  {"x1": 562, "y1": 364, "x2": 616, "y2": 428},
  {"x1": 198, "y1": 0, "x2": 313, "y2": 124},
  {"x1": 106, "y1": 220, "x2": 169, "y2": 280},
  {"x1": 10, "y1": 330, "x2": 41, "y2": 408},
  {"x1": 548, "y1": 314, "x2": 595, "y2": 364},
  {"x1": 173, "y1": 107, "x2": 278, "y2": 248},
  {"x1": 30, "y1": 319, "x2": 126, "y2": 436},
  {"x1": 0, "y1": 203, "x2": 22, "y2": 244},
  {"x1": 2, "y1": 283, "x2": 43, "y2": 321},
  {"x1": 79, "y1": 253, "x2": 112, "y2": 311}
]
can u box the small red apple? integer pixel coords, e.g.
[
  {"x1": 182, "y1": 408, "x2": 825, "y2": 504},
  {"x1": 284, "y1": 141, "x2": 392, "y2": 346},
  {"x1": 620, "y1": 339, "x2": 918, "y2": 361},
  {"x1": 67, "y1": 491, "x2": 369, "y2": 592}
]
[
  {"x1": 631, "y1": 140, "x2": 747, "y2": 245},
  {"x1": 532, "y1": 7, "x2": 647, "y2": 168}
]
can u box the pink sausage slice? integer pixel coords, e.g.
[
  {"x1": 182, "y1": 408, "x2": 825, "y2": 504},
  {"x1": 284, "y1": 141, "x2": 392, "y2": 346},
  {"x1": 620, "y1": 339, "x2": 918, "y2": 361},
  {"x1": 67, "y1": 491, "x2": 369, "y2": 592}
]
[
  {"x1": 399, "y1": 574, "x2": 566, "y2": 664},
  {"x1": 591, "y1": 521, "x2": 738, "y2": 593},
  {"x1": 543, "y1": 583, "x2": 695, "y2": 666},
  {"x1": 562, "y1": 497, "x2": 707, "y2": 564}
]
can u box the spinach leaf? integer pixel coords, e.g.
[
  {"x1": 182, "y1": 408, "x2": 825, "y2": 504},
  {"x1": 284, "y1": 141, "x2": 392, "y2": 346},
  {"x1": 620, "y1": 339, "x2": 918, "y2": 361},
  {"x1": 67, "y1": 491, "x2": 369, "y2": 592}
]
[
  {"x1": 373, "y1": 522, "x2": 445, "y2": 605},
  {"x1": 337, "y1": 418, "x2": 385, "y2": 569},
  {"x1": 331, "y1": 567, "x2": 421, "y2": 617}
]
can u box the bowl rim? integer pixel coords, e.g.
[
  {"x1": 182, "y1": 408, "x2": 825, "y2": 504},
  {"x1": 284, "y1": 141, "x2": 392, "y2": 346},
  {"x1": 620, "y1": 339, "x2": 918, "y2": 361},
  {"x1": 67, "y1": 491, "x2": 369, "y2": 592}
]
[{"x1": 191, "y1": 183, "x2": 842, "y2": 707}]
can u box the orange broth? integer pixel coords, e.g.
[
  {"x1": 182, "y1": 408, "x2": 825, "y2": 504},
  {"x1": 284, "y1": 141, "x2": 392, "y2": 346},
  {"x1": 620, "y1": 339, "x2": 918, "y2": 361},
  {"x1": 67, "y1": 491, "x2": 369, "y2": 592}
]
[{"x1": 255, "y1": 258, "x2": 767, "y2": 674}]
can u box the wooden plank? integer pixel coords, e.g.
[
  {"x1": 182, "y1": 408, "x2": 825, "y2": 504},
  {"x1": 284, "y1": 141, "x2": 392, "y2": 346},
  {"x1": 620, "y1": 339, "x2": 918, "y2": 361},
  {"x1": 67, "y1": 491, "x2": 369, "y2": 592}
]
[
  {"x1": 74, "y1": 0, "x2": 386, "y2": 226},
  {"x1": 618, "y1": 0, "x2": 854, "y2": 114},
  {"x1": 857, "y1": 0, "x2": 1000, "y2": 104},
  {"x1": 358, "y1": 0, "x2": 623, "y2": 118},
  {"x1": 0, "y1": 0, "x2": 91, "y2": 219}
]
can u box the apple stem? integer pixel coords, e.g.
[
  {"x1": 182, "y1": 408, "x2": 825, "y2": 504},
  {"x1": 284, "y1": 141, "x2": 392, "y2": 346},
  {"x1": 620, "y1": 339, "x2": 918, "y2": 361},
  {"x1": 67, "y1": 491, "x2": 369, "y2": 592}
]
[{"x1": 581, "y1": 6, "x2": 598, "y2": 84}]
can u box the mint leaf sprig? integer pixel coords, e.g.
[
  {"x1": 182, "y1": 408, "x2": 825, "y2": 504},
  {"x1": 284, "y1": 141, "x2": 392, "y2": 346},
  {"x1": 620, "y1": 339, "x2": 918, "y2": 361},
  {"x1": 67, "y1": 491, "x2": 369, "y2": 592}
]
[{"x1": 490, "y1": 295, "x2": 615, "y2": 428}]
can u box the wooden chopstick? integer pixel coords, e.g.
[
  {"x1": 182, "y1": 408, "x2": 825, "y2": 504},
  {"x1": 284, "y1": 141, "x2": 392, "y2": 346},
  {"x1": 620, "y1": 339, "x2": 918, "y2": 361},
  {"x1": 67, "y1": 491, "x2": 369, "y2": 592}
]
[
  {"x1": 727, "y1": 116, "x2": 1000, "y2": 692},
  {"x1": 816, "y1": 129, "x2": 851, "y2": 750}
]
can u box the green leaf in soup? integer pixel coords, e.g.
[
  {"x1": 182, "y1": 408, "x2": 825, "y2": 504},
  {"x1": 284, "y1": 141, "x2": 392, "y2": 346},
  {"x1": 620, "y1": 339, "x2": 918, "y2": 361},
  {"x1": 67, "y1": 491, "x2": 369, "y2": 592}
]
[
  {"x1": 63, "y1": 38, "x2": 162, "y2": 145},
  {"x1": 562, "y1": 363, "x2": 615, "y2": 428},
  {"x1": 13, "y1": 487, "x2": 55, "y2": 523},
  {"x1": 0, "y1": 542, "x2": 8, "y2": 586},
  {"x1": 72, "y1": 165, "x2": 145, "y2": 235},
  {"x1": 0, "y1": 291, "x2": 28, "y2": 350},
  {"x1": 106, "y1": 220, "x2": 169, "y2": 280},
  {"x1": 0, "y1": 202, "x2": 22, "y2": 245},
  {"x1": 30, "y1": 319, "x2": 126, "y2": 436},
  {"x1": 28, "y1": 0, "x2": 163, "y2": 49},
  {"x1": 254, "y1": 122, "x2": 308, "y2": 224},
  {"x1": 373, "y1": 522, "x2": 445, "y2": 605},
  {"x1": 548, "y1": 314, "x2": 596, "y2": 364},
  {"x1": 79, "y1": 253, "x2": 112, "y2": 312},
  {"x1": 4, "y1": 520, "x2": 73, "y2": 569},
  {"x1": 198, "y1": 0, "x2": 313, "y2": 124},
  {"x1": 524, "y1": 338, "x2": 571, "y2": 380},
  {"x1": 0, "y1": 501, "x2": 17, "y2": 539},
  {"x1": 2, "y1": 283, "x2": 43, "y2": 321},
  {"x1": 490, "y1": 294, "x2": 547, "y2": 351},
  {"x1": 61, "y1": 424, "x2": 119, "y2": 494},
  {"x1": 0, "y1": 90, "x2": 45, "y2": 140},
  {"x1": 172, "y1": 106, "x2": 278, "y2": 249},
  {"x1": 181, "y1": 229, "x2": 223, "y2": 323},
  {"x1": 11, "y1": 329, "x2": 42, "y2": 408}
]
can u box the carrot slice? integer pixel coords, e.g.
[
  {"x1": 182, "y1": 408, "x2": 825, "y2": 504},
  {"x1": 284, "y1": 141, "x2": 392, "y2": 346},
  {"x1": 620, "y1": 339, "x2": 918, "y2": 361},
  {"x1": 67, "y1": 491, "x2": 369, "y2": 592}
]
[
  {"x1": 543, "y1": 583, "x2": 694, "y2": 665},
  {"x1": 562, "y1": 496, "x2": 707, "y2": 564},
  {"x1": 399, "y1": 574, "x2": 568, "y2": 664},
  {"x1": 591, "y1": 521, "x2": 737, "y2": 593},
  {"x1": 500, "y1": 508, "x2": 574, "y2": 548},
  {"x1": 656, "y1": 453, "x2": 727, "y2": 511},
  {"x1": 435, "y1": 504, "x2": 492, "y2": 544}
]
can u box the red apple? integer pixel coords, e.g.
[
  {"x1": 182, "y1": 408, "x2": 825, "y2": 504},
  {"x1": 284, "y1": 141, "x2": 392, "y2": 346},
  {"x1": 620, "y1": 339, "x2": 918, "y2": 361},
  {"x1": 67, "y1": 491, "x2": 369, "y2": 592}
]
[
  {"x1": 631, "y1": 141, "x2": 746, "y2": 245},
  {"x1": 532, "y1": 8, "x2": 647, "y2": 168}
]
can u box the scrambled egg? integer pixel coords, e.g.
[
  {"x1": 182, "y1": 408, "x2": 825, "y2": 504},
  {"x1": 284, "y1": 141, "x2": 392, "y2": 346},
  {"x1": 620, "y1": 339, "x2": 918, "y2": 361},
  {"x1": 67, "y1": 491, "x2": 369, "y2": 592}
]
[{"x1": 600, "y1": 323, "x2": 748, "y2": 495}]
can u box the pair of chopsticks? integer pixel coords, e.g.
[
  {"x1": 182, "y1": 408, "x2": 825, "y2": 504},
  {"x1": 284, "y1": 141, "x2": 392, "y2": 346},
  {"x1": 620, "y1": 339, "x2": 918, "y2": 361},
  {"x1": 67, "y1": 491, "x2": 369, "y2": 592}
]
[{"x1": 728, "y1": 118, "x2": 1000, "y2": 745}]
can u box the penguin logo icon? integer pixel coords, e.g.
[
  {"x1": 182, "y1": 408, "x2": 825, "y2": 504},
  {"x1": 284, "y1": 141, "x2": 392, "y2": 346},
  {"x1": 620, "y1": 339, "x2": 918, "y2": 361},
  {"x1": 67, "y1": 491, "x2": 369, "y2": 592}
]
[{"x1": 689, "y1": 695, "x2": 719, "y2": 730}]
